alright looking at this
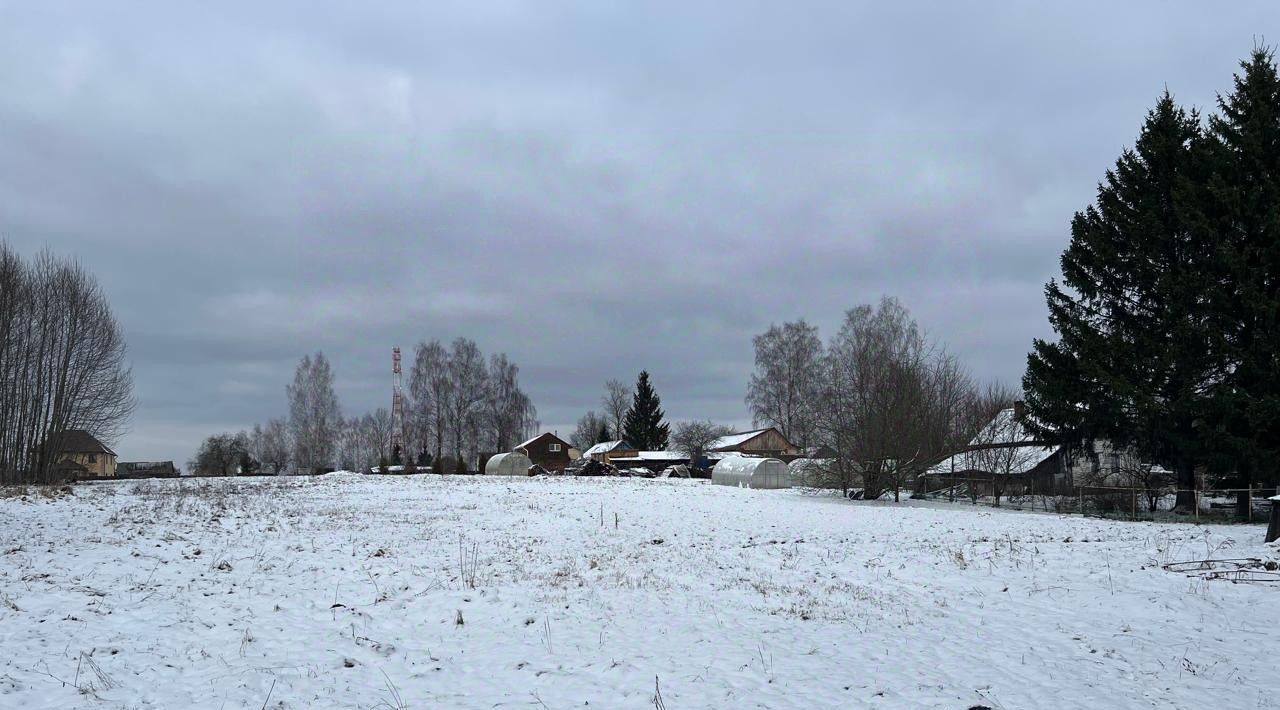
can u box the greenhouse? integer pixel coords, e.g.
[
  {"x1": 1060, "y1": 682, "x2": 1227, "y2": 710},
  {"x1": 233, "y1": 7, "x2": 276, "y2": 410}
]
[
  {"x1": 711, "y1": 456, "x2": 791, "y2": 489},
  {"x1": 484, "y1": 452, "x2": 533, "y2": 476}
]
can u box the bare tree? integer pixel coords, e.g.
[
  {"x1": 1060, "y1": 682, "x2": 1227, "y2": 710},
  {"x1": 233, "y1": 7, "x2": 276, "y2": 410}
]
[
  {"x1": 746, "y1": 319, "x2": 823, "y2": 449},
  {"x1": 361, "y1": 408, "x2": 394, "y2": 468},
  {"x1": 0, "y1": 244, "x2": 134, "y2": 483},
  {"x1": 255, "y1": 417, "x2": 291, "y2": 474},
  {"x1": 601, "y1": 379, "x2": 632, "y2": 443},
  {"x1": 572, "y1": 410, "x2": 610, "y2": 451},
  {"x1": 483, "y1": 353, "x2": 537, "y2": 452},
  {"x1": 446, "y1": 338, "x2": 487, "y2": 470},
  {"x1": 817, "y1": 297, "x2": 975, "y2": 501},
  {"x1": 409, "y1": 340, "x2": 451, "y2": 466},
  {"x1": 287, "y1": 351, "x2": 341, "y2": 474},
  {"x1": 671, "y1": 420, "x2": 734, "y2": 470}
]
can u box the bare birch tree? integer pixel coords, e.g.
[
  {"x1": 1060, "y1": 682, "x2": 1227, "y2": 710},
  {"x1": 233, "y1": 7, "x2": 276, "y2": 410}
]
[
  {"x1": 446, "y1": 338, "x2": 487, "y2": 471},
  {"x1": 483, "y1": 353, "x2": 536, "y2": 452},
  {"x1": 287, "y1": 351, "x2": 341, "y2": 473},
  {"x1": 746, "y1": 319, "x2": 823, "y2": 449},
  {"x1": 409, "y1": 340, "x2": 451, "y2": 466},
  {"x1": 0, "y1": 244, "x2": 134, "y2": 483}
]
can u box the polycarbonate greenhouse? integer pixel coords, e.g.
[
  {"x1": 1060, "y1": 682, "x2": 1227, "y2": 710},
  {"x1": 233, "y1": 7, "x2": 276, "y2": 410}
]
[
  {"x1": 484, "y1": 452, "x2": 533, "y2": 476},
  {"x1": 711, "y1": 456, "x2": 791, "y2": 489}
]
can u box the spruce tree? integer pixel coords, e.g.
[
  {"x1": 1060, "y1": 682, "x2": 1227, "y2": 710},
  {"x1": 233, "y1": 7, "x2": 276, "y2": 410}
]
[
  {"x1": 596, "y1": 422, "x2": 611, "y2": 445},
  {"x1": 1023, "y1": 91, "x2": 1217, "y2": 508},
  {"x1": 1206, "y1": 47, "x2": 1280, "y2": 488},
  {"x1": 622, "y1": 371, "x2": 670, "y2": 450}
]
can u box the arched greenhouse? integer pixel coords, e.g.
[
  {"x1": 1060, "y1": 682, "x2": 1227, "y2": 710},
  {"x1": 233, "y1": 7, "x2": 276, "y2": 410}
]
[
  {"x1": 711, "y1": 457, "x2": 791, "y2": 489},
  {"x1": 484, "y1": 452, "x2": 533, "y2": 476}
]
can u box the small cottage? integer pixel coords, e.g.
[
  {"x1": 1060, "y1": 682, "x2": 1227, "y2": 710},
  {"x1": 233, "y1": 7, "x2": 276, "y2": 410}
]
[{"x1": 514, "y1": 432, "x2": 573, "y2": 472}]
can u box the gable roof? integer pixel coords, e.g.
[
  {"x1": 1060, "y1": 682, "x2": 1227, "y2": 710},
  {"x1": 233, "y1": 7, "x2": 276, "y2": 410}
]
[
  {"x1": 46, "y1": 430, "x2": 115, "y2": 456},
  {"x1": 515, "y1": 431, "x2": 571, "y2": 451},
  {"x1": 927, "y1": 408, "x2": 1057, "y2": 476},
  {"x1": 582, "y1": 440, "x2": 633, "y2": 456},
  {"x1": 709, "y1": 427, "x2": 794, "y2": 451},
  {"x1": 609, "y1": 450, "x2": 689, "y2": 462}
]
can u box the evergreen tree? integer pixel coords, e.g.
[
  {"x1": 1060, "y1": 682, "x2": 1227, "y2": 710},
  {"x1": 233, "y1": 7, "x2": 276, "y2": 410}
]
[
  {"x1": 622, "y1": 371, "x2": 669, "y2": 450},
  {"x1": 1206, "y1": 47, "x2": 1280, "y2": 488},
  {"x1": 596, "y1": 422, "x2": 611, "y2": 445},
  {"x1": 1023, "y1": 91, "x2": 1217, "y2": 508}
]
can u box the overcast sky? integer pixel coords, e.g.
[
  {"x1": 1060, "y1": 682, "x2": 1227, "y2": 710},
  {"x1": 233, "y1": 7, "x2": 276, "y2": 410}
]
[{"x1": 0, "y1": 2, "x2": 1273, "y2": 464}]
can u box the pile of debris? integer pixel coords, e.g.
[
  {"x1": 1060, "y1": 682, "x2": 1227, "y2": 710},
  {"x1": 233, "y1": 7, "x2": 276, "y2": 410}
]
[
  {"x1": 1162, "y1": 558, "x2": 1280, "y2": 583},
  {"x1": 561, "y1": 458, "x2": 624, "y2": 477}
]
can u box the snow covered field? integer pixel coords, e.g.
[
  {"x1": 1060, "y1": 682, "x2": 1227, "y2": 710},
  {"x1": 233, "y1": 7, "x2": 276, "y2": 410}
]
[{"x1": 0, "y1": 474, "x2": 1274, "y2": 709}]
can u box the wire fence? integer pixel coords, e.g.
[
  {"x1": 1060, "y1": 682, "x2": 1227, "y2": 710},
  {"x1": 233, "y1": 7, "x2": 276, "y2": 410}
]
[{"x1": 916, "y1": 478, "x2": 1276, "y2": 524}]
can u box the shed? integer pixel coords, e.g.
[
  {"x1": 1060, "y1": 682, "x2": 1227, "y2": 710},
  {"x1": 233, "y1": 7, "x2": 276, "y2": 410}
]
[
  {"x1": 485, "y1": 452, "x2": 533, "y2": 476},
  {"x1": 712, "y1": 457, "x2": 791, "y2": 489}
]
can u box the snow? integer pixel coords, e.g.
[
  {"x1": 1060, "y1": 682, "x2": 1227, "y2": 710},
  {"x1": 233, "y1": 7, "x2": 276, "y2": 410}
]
[
  {"x1": 929, "y1": 407, "x2": 1058, "y2": 476},
  {"x1": 582, "y1": 440, "x2": 626, "y2": 457},
  {"x1": 708, "y1": 428, "x2": 770, "y2": 450},
  {"x1": 0, "y1": 475, "x2": 1274, "y2": 708},
  {"x1": 610, "y1": 450, "x2": 687, "y2": 462}
]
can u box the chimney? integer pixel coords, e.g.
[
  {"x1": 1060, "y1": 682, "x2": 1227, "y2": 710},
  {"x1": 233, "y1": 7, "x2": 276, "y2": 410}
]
[{"x1": 1013, "y1": 400, "x2": 1026, "y2": 421}]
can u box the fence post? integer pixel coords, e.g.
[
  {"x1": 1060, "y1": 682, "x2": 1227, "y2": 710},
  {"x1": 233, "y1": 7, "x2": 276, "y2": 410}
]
[
  {"x1": 1077, "y1": 486, "x2": 1083, "y2": 517},
  {"x1": 1131, "y1": 488, "x2": 1136, "y2": 521}
]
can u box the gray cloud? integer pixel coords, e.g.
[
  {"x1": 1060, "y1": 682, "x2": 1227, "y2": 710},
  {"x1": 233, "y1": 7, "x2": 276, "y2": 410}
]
[{"x1": 0, "y1": 2, "x2": 1272, "y2": 464}]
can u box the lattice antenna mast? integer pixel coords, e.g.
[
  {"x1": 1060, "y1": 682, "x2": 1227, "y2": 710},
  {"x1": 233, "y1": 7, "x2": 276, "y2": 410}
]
[{"x1": 392, "y1": 346, "x2": 405, "y2": 456}]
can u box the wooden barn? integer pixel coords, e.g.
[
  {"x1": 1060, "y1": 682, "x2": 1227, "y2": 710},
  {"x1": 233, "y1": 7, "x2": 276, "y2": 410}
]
[{"x1": 709, "y1": 427, "x2": 802, "y2": 460}]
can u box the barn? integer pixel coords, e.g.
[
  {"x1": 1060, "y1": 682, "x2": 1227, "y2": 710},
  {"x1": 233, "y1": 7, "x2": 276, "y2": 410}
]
[{"x1": 708, "y1": 428, "x2": 802, "y2": 460}]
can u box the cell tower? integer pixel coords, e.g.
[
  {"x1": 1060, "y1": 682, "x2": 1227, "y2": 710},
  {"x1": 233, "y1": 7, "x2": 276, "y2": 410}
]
[{"x1": 391, "y1": 346, "x2": 405, "y2": 458}]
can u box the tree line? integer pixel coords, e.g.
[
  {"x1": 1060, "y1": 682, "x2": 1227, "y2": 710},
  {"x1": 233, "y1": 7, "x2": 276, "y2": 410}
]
[
  {"x1": 1023, "y1": 47, "x2": 1280, "y2": 506},
  {"x1": 745, "y1": 298, "x2": 1013, "y2": 498},
  {"x1": 0, "y1": 244, "x2": 134, "y2": 484},
  {"x1": 191, "y1": 339, "x2": 538, "y2": 475},
  {"x1": 570, "y1": 371, "x2": 672, "y2": 453}
]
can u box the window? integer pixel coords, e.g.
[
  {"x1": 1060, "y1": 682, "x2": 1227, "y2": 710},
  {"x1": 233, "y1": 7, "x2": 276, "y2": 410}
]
[
  {"x1": 549, "y1": 443, "x2": 561, "y2": 452},
  {"x1": 89, "y1": 454, "x2": 97, "y2": 464}
]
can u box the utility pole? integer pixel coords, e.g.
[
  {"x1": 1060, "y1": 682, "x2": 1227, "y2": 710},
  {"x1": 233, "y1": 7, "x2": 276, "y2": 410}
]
[{"x1": 392, "y1": 346, "x2": 405, "y2": 461}]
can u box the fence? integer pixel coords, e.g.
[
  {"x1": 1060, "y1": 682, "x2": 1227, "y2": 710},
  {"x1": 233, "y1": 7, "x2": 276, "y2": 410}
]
[{"x1": 916, "y1": 478, "x2": 1275, "y2": 524}]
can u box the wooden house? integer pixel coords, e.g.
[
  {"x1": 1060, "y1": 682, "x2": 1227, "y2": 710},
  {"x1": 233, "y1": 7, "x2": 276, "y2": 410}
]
[{"x1": 514, "y1": 432, "x2": 573, "y2": 472}]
